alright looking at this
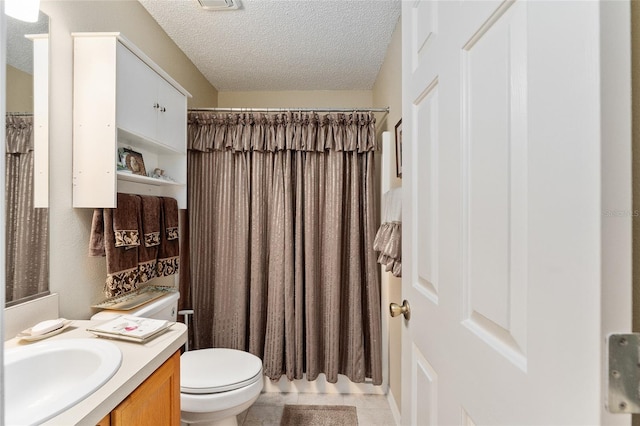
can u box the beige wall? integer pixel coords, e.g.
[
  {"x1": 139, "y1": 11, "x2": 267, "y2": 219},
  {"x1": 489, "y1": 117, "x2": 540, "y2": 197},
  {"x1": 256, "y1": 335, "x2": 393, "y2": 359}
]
[
  {"x1": 372, "y1": 17, "x2": 402, "y2": 408},
  {"x1": 218, "y1": 90, "x2": 372, "y2": 109},
  {"x1": 39, "y1": 1, "x2": 218, "y2": 320},
  {"x1": 6, "y1": 65, "x2": 33, "y2": 113}
]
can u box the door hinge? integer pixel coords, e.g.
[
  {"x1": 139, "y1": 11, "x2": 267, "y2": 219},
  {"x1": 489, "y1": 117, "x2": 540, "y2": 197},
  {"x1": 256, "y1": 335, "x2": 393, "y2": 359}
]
[{"x1": 608, "y1": 333, "x2": 640, "y2": 413}]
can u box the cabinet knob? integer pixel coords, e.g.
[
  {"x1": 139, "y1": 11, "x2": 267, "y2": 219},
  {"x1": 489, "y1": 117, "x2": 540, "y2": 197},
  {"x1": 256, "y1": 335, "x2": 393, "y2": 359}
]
[
  {"x1": 153, "y1": 103, "x2": 159, "y2": 109},
  {"x1": 160, "y1": 106, "x2": 166, "y2": 112}
]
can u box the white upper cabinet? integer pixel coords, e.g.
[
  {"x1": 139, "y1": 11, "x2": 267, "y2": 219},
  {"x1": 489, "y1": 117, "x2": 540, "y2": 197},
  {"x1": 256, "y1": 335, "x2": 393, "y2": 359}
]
[
  {"x1": 72, "y1": 33, "x2": 191, "y2": 208},
  {"x1": 116, "y1": 43, "x2": 187, "y2": 153}
]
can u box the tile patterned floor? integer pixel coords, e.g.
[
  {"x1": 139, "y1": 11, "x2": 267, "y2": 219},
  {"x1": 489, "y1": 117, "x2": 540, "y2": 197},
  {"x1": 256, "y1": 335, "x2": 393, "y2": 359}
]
[{"x1": 238, "y1": 392, "x2": 397, "y2": 426}]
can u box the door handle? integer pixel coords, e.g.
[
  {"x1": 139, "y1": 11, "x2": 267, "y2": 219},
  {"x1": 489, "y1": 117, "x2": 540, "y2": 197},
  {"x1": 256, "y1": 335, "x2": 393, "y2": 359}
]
[{"x1": 389, "y1": 300, "x2": 411, "y2": 320}]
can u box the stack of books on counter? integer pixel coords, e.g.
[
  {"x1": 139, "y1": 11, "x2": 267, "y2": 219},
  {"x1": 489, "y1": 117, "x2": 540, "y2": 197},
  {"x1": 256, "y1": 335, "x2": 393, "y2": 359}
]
[{"x1": 87, "y1": 316, "x2": 174, "y2": 343}]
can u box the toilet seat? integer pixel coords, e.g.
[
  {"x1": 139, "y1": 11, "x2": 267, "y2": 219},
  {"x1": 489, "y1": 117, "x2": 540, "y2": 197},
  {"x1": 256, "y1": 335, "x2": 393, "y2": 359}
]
[{"x1": 181, "y1": 348, "x2": 263, "y2": 394}]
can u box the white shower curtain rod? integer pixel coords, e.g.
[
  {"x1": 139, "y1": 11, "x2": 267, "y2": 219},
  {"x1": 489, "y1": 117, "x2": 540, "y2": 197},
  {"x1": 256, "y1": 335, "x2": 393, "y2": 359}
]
[{"x1": 188, "y1": 107, "x2": 389, "y2": 114}]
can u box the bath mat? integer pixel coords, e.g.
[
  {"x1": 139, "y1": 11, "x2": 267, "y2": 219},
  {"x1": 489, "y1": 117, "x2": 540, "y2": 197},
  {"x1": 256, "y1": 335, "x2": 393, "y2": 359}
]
[{"x1": 280, "y1": 404, "x2": 358, "y2": 426}]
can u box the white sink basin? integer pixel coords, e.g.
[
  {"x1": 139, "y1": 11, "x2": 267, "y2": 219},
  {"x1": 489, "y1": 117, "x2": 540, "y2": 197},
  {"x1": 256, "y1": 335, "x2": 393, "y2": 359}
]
[{"x1": 5, "y1": 338, "x2": 122, "y2": 425}]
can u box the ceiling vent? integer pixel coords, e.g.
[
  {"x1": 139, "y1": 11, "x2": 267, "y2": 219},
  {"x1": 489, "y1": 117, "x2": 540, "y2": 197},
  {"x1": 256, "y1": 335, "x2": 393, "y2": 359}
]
[{"x1": 197, "y1": 0, "x2": 240, "y2": 11}]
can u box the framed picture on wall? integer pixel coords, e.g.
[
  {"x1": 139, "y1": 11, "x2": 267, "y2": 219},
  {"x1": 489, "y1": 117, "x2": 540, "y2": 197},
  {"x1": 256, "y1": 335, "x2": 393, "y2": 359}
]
[
  {"x1": 395, "y1": 119, "x2": 402, "y2": 178},
  {"x1": 122, "y1": 148, "x2": 147, "y2": 176}
]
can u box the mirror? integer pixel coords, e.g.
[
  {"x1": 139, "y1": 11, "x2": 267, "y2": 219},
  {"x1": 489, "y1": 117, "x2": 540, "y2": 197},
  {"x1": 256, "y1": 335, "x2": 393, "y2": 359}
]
[{"x1": 5, "y1": 11, "x2": 49, "y2": 306}]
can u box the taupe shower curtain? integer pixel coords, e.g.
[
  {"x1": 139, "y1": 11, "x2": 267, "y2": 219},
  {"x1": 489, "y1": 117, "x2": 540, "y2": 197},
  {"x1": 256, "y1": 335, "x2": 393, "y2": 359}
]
[
  {"x1": 187, "y1": 111, "x2": 382, "y2": 385},
  {"x1": 5, "y1": 114, "x2": 49, "y2": 302}
]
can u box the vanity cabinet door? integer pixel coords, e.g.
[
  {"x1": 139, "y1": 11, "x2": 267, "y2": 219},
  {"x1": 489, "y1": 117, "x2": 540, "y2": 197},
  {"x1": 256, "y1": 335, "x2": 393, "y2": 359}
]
[
  {"x1": 110, "y1": 350, "x2": 180, "y2": 426},
  {"x1": 97, "y1": 414, "x2": 111, "y2": 426}
]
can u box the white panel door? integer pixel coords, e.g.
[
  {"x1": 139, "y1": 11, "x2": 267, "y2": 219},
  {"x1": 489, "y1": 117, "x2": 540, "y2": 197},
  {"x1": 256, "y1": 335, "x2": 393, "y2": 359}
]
[{"x1": 401, "y1": 1, "x2": 632, "y2": 425}]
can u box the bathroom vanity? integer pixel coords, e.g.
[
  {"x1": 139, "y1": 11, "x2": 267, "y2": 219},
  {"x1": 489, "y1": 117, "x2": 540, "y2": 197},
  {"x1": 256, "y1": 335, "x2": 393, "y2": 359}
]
[
  {"x1": 4, "y1": 319, "x2": 186, "y2": 425},
  {"x1": 98, "y1": 350, "x2": 180, "y2": 425}
]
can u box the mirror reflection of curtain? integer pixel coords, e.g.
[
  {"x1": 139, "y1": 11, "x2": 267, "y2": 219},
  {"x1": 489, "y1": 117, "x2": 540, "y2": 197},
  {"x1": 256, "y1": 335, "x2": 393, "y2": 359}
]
[
  {"x1": 187, "y1": 111, "x2": 382, "y2": 385},
  {"x1": 5, "y1": 113, "x2": 48, "y2": 301}
]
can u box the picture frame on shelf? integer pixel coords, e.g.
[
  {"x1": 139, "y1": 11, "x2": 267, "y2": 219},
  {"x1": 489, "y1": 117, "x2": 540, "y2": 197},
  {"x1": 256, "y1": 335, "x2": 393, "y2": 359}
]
[
  {"x1": 121, "y1": 148, "x2": 147, "y2": 176},
  {"x1": 116, "y1": 148, "x2": 127, "y2": 172},
  {"x1": 395, "y1": 119, "x2": 402, "y2": 178}
]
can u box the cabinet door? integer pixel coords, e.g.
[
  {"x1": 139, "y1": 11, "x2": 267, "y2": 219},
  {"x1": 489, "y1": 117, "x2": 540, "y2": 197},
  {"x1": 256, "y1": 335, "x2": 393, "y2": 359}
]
[
  {"x1": 116, "y1": 43, "x2": 158, "y2": 142},
  {"x1": 156, "y1": 78, "x2": 187, "y2": 154},
  {"x1": 110, "y1": 351, "x2": 180, "y2": 426}
]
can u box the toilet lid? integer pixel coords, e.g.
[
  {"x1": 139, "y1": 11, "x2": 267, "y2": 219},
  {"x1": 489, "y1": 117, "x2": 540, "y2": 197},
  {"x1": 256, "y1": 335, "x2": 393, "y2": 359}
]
[{"x1": 180, "y1": 348, "x2": 263, "y2": 394}]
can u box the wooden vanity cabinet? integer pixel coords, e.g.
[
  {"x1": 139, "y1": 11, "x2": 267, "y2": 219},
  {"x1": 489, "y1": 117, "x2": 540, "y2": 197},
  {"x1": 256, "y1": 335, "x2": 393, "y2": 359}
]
[{"x1": 97, "y1": 350, "x2": 180, "y2": 426}]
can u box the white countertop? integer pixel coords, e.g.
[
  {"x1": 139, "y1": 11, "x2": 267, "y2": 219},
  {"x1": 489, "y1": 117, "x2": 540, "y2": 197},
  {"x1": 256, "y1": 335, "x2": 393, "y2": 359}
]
[{"x1": 5, "y1": 319, "x2": 187, "y2": 425}]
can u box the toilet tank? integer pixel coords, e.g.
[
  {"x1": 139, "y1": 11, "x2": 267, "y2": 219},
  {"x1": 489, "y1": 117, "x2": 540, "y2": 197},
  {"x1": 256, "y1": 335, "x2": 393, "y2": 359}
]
[{"x1": 91, "y1": 291, "x2": 180, "y2": 321}]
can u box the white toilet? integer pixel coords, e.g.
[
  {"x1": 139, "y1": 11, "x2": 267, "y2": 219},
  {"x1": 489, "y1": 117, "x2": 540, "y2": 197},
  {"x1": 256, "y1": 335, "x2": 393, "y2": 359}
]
[{"x1": 92, "y1": 291, "x2": 264, "y2": 426}]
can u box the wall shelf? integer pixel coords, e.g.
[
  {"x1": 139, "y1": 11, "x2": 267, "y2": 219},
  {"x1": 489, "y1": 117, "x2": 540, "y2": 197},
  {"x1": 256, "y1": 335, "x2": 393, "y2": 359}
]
[{"x1": 116, "y1": 172, "x2": 184, "y2": 187}]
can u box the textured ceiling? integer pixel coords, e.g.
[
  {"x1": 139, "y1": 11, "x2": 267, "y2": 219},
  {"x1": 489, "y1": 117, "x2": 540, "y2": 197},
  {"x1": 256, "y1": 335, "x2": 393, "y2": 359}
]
[
  {"x1": 138, "y1": 0, "x2": 401, "y2": 92},
  {"x1": 6, "y1": 12, "x2": 49, "y2": 74}
]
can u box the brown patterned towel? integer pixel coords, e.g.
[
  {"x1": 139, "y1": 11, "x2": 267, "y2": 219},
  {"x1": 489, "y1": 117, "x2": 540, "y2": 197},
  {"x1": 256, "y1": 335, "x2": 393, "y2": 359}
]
[
  {"x1": 113, "y1": 193, "x2": 141, "y2": 248},
  {"x1": 89, "y1": 209, "x2": 105, "y2": 257},
  {"x1": 103, "y1": 196, "x2": 142, "y2": 296},
  {"x1": 157, "y1": 197, "x2": 180, "y2": 277},
  {"x1": 162, "y1": 196, "x2": 179, "y2": 240},
  {"x1": 138, "y1": 196, "x2": 161, "y2": 284},
  {"x1": 140, "y1": 195, "x2": 161, "y2": 247}
]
